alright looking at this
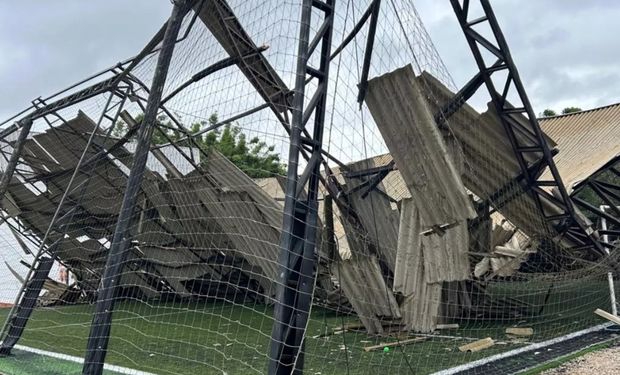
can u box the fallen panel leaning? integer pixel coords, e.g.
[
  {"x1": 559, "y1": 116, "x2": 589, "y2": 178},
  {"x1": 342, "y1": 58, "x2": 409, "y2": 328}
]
[
  {"x1": 394, "y1": 198, "x2": 469, "y2": 332},
  {"x1": 337, "y1": 155, "x2": 401, "y2": 270},
  {"x1": 332, "y1": 255, "x2": 401, "y2": 335},
  {"x1": 365, "y1": 64, "x2": 476, "y2": 228}
]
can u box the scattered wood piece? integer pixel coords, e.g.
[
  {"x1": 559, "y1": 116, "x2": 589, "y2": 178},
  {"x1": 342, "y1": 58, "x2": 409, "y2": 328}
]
[
  {"x1": 594, "y1": 308, "x2": 620, "y2": 325},
  {"x1": 363, "y1": 337, "x2": 428, "y2": 352},
  {"x1": 341, "y1": 322, "x2": 366, "y2": 330},
  {"x1": 505, "y1": 327, "x2": 533, "y2": 336},
  {"x1": 313, "y1": 322, "x2": 366, "y2": 338},
  {"x1": 458, "y1": 337, "x2": 494, "y2": 352},
  {"x1": 436, "y1": 324, "x2": 459, "y2": 330}
]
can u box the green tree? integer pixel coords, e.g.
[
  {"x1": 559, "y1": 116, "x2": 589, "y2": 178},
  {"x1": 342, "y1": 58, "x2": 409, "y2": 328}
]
[
  {"x1": 111, "y1": 113, "x2": 285, "y2": 178},
  {"x1": 561, "y1": 107, "x2": 582, "y2": 114},
  {"x1": 542, "y1": 109, "x2": 557, "y2": 117}
]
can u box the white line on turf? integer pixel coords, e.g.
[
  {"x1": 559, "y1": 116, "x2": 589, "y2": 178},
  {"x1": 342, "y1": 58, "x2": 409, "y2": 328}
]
[
  {"x1": 432, "y1": 323, "x2": 612, "y2": 375},
  {"x1": 13, "y1": 344, "x2": 158, "y2": 375}
]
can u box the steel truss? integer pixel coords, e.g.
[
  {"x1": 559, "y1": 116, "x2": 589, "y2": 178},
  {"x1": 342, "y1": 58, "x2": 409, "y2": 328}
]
[
  {"x1": 445, "y1": 0, "x2": 605, "y2": 255},
  {"x1": 571, "y1": 157, "x2": 620, "y2": 249},
  {"x1": 0, "y1": 0, "x2": 210, "y2": 362},
  {"x1": 0, "y1": 85, "x2": 133, "y2": 357}
]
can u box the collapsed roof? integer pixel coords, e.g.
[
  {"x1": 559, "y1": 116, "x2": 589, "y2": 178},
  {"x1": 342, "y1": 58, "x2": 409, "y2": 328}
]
[{"x1": 2, "y1": 67, "x2": 618, "y2": 336}]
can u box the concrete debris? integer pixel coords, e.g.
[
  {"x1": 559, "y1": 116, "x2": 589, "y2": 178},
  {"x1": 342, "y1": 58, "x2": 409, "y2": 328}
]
[
  {"x1": 474, "y1": 219, "x2": 538, "y2": 279},
  {"x1": 505, "y1": 327, "x2": 533, "y2": 336}
]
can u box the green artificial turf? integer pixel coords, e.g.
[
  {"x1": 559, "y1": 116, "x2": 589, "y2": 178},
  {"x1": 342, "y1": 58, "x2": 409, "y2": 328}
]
[
  {"x1": 0, "y1": 349, "x2": 121, "y2": 375},
  {"x1": 0, "y1": 277, "x2": 613, "y2": 374}
]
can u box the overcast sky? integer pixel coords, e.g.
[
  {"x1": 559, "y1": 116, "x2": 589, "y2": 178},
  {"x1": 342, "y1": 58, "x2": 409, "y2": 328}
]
[{"x1": 1, "y1": 0, "x2": 619, "y2": 123}]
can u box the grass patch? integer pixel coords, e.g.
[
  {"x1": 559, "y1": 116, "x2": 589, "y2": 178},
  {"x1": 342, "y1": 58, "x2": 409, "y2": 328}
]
[{"x1": 0, "y1": 349, "x2": 121, "y2": 375}]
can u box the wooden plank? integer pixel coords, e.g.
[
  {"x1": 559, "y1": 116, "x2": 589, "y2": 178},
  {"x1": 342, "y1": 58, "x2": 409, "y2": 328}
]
[
  {"x1": 436, "y1": 324, "x2": 459, "y2": 330},
  {"x1": 594, "y1": 308, "x2": 620, "y2": 325},
  {"x1": 505, "y1": 327, "x2": 533, "y2": 336},
  {"x1": 363, "y1": 337, "x2": 428, "y2": 352},
  {"x1": 458, "y1": 337, "x2": 494, "y2": 352}
]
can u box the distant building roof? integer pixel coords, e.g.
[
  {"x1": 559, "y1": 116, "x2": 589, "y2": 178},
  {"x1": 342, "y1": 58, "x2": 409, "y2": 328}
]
[{"x1": 539, "y1": 102, "x2": 620, "y2": 192}]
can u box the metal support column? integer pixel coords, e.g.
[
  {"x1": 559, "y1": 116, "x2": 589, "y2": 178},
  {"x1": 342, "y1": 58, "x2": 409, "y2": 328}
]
[
  {"x1": 0, "y1": 255, "x2": 55, "y2": 356},
  {"x1": 357, "y1": 0, "x2": 382, "y2": 104},
  {"x1": 268, "y1": 1, "x2": 335, "y2": 374},
  {"x1": 82, "y1": 2, "x2": 192, "y2": 373}
]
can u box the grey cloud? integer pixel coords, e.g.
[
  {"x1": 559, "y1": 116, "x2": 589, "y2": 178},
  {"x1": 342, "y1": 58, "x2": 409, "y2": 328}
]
[
  {"x1": 1, "y1": 1, "x2": 619, "y2": 121},
  {"x1": 0, "y1": 1, "x2": 171, "y2": 121},
  {"x1": 416, "y1": 0, "x2": 620, "y2": 113}
]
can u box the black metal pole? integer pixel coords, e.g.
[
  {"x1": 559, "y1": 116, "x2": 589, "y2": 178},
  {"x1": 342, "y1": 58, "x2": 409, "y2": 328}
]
[
  {"x1": 269, "y1": 1, "x2": 335, "y2": 374},
  {"x1": 0, "y1": 118, "x2": 33, "y2": 208},
  {"x1": 0, "y1": 255, "x2": 55, "y2": 356},
  {"x1": 82, "y1": 2, "x2": 191, "y2": 374},
  {"x1": 357, "y1": 0, "x2": 381, "y2": 104}
]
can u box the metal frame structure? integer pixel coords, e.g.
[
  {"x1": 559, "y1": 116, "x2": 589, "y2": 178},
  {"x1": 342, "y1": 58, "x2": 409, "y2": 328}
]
[
  {"x1": 571, "y1": 156, "x2": 620, "y2": 250},
  {"x1": 0, "y1": 88, "x2": 129, "y2": 356},
  {"x1": 448, "y1": 0, "x2": 605, "y2": 255},
  {"x1": 599, "y1": 205, "x2": 619, "y2": 315},
  {"x1": 0, "y1": 0, "x2": 616, "y2": 374},
  {"x1": 268, "y1": 1, "x2": 335, "y2": 373}
]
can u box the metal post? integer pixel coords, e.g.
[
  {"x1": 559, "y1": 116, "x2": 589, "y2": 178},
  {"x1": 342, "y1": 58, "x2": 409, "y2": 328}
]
[
  {"x1": 600, "y1": 206, "x2": 618, "y2": 315},
  {"x1": 82, "y1": 2, "x2": 191, "y2": 374},
  {"x1": 357, "y1": 0, "x2": 382, "y2": 104},
  {"x1": 0, "y1": 255, "x2": 55, "y2": 356},
  {"x1": 269, "y1": 1, "x2": 335, "y2": 374},
  {"x1": 0, "y1": 118, "x2": 33, "y2": 207}
]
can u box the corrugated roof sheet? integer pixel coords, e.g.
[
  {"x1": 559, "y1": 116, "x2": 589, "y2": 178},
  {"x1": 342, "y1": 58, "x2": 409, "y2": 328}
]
[
  {"x1": 339, "y1": 157, "x2": 400, "y2": 269},
  {"x1": 366, "y1": 65, "x2": 476, "y2": 227},
  {"x1": 4, "y1": 113, "x2": 304, "y2": 301},
  {"x1": 539, "y1": 103, "x2": 620, "y2": 192},
  {"x1": 394, "y1": 198, "x2": 468, "y2": 332}
]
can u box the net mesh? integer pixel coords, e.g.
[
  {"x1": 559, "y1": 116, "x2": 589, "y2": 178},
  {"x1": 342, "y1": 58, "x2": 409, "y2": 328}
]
[{"x1": 0, "y1": 1, "x2": 618, "y2": 374}]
